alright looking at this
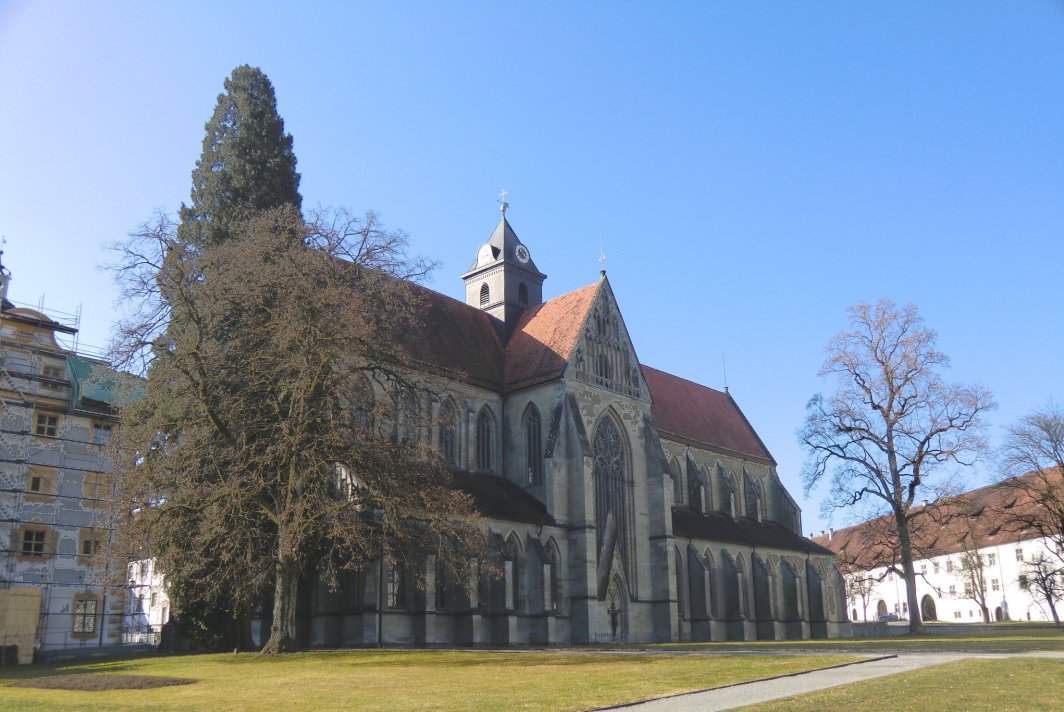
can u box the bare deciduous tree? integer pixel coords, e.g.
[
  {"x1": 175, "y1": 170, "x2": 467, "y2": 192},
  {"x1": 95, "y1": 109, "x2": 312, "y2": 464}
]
[
  {"x1": 800, "y1": 299, "x2": 994, "y2": 633},
  {"x1": 108, "y1": 206, "x2": 487, "y2": 654},
  {"x1": 1000, "y1": 403, "x2": 1064, "y2": 563},
  {"x1": 1018, "y1": 553, "x2": 1064, "y2": 626}
]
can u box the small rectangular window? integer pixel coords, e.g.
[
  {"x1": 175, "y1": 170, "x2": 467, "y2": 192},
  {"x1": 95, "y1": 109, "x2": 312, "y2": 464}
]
[
  {"x1": 992, "y1": 579, "x2": 1000, "y2": 591},
  {"x1": 35, "y1": 414, "x2": 59, "y2": 437},
  {"x1": 949, "y1": 584, "x2": 957, "y2": 596},
  {"x1": 1015, "y1": 548, "x2": 1024, "y2": 562},
  {"x1": 933, "y1": 562, "x2": 940, "y2": 574},
  {"x1": 40, "y1": 365, "x2": 64, "y2": 390},
  {"x1": 22, "y1": 529, "x2": 47, "y2": 557},
  {"x1": 24, "y1": 467, "x2": 56, "y2": 500},
  {"x1": 72, "y1": 598, "x2": 98, "y2": 634},
  {"x1": 91, "y1": 422, "x2": 112, "y2": 445},
  {"x1": 82, "y1": 472, "x2": 107, "y2": 502},
  {"x1": 150, "y1": 592, "x2": 159, "y2": 608},
  {"x1": 988, "y1": 553, "x2": 996, "y2": 566}
]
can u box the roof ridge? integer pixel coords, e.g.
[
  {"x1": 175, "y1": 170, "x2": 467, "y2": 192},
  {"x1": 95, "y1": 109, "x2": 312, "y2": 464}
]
[{"x1": 640, "y1": 363, "x2": 729, "y2": 397}]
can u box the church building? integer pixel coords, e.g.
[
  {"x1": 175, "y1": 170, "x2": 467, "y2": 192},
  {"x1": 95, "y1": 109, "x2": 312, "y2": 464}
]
[{"x1": 298, "y1": 209, "x2": 850, "y2": 645}]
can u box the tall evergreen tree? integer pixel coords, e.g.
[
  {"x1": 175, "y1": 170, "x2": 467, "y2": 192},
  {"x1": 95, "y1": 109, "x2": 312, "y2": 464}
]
[
  {"x1": 110, "y1": 67, "x2": 487, "y2": 654},
  {"x1": 179, "y1": 65, "x2": 301, "y2": 247}
]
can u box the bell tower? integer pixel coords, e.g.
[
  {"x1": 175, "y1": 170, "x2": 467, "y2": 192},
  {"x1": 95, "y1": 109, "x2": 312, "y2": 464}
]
[{"x1": 461, "y1": 195, "x2": 546, "y2": 341}]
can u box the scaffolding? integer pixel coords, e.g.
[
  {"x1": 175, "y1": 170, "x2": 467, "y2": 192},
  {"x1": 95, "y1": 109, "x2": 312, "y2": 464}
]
[{"x1": 0, "y1": 286, "x2": 122, "y2": 657}]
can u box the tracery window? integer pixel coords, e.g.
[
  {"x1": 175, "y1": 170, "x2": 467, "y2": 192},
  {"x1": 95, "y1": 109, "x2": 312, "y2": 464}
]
[
  {"x1": 398, "y1": 388, "x2": 421, "y2": 444},
  {"x1": 688, "y1": 465, "x2": 704, "y2": 514},
  {"x1": 573, "y1": 304, "x2": 642, "y2": 398},
  {"x1": 524, "y1": 404, "x2": 542, "y2": 485},
  {"x1": 745, "y1": 474, "x2": 763, "y2": 522},
  {"x1": 439, "y1": 399, "x2": 459, "y2": 466},
  {"x1": 476, "y1": 407, "x2": 494, "y2": 471},
  {"x1": 349, "y1": 374, "x2": 374, "y2": 432},
  {"x1": 721, "y1": 470, "x2": 737, "y2": 518},
  {"x1": 593, "y1": 416, "x2": 634, "y2": 595}
]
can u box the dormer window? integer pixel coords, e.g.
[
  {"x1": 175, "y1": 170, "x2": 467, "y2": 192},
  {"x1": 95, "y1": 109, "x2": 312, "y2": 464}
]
[{"x1": 479, "y1": 283, "x2": 490, "y2": 307}]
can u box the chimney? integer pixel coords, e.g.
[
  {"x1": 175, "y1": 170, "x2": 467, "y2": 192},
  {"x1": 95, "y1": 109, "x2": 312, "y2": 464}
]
[{"x1": 828, "y1": 528, "x2": 835, "y2": 541}]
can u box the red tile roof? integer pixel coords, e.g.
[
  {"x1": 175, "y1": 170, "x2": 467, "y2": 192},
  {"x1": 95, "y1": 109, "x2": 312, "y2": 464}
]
[
  {"x1": 397, "y1": 282, "x2": 505, "y2": 390},
  {"x1": 641, "y1": 366, "x2": 775, "y2": 464},
  {"x1": 812, "y1": 467, "x2": 1064, "y2": 571},
  {"x1": 505, "y1": 282, "x2": 599, "y2": 391},
  {"x1": 394, "y1": 278, "x2": 780, "y2": 470},
  {"x1": 673, "y1": 507, "x2": 832, "y2": 555}
]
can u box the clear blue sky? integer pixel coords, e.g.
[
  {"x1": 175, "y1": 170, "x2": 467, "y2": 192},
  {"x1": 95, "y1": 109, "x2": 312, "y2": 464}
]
[{"x1": 2, "y1": 1, "x2": 1062, "y2": 535}]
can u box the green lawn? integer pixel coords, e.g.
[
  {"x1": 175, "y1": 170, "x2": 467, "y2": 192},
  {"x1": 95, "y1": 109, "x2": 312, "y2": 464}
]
[
  {"x1": 740, "y1": 658, "x2": 1064, "y2": 712},
  {"x1": 0, "y1": 649, "x2": 858, "y2": 712}
]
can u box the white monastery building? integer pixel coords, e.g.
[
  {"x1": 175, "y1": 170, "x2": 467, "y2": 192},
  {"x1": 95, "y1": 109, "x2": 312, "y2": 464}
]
[{"x1": 814, "y1": 472, "x2": 1064, "y2": 624}]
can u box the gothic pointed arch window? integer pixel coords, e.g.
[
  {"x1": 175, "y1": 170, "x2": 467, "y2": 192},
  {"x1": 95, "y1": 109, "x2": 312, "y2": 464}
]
[
  {"x1": 347, "y1": 373, "x2": 374, "y2": 434},
  {"x1": 720, "y1": 468, "x2": 737, "y2": 519},
  {"x1": 479, "y1": 283, "x2": 490, "y2": 307},
  {"x1": 476, "y1": 406, "x2": 495, "y2": 471},
  {"x1": 745, "y1": 473, "x2": 763, "y2": 522},
  {"x1": 545, "y1": 540, "x2": 561, "y2": 612},
  {"x1": 687, "y1": 463, "x2": 704, "y2": 514},
  {"x1": 438, "y1": 398, "x2": 459, "y2": 466},
  {"x1": 518, "y1": 282, "x2": 529, "y2": 305},
  {"x1": 504, "y1": 532, "x2": 522, "y2": 611},
  {"x1": 669, "y1": 457, "x2": 682, "y2": 505},
  {"x1": 523, "y1": 403, "x2": 543, "y2": 486},
  {"x1": 593, "y1": 415, "x2": 634, "y2": 597},
  {"x1": 398, "y1": 388, "x2": 421, "y2": 444}
]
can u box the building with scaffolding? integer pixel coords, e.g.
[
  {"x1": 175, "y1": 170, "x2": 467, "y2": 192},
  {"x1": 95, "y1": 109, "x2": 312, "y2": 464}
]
[{"x1": 0, "y1": 260, "x2": 123, "y2": 659}]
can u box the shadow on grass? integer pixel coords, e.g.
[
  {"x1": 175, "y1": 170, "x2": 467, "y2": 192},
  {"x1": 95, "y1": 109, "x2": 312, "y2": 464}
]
[{"x1": 12, "y1": 673, "x2": 197, "y2": 691}]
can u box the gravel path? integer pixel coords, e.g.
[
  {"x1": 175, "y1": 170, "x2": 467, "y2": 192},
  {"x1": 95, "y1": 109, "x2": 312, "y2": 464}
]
[{"x1": 605, "y1": 651, "x2": 1064, "y2": 712}]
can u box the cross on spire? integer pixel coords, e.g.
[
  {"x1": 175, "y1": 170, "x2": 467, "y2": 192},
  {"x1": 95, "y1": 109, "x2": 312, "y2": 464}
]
[
  {"x1": 599, "y1": 244, "x2": 607, "y2": 272},
  {"x1": 498, "y1": 189, "x2": 509, "y2": 215}
]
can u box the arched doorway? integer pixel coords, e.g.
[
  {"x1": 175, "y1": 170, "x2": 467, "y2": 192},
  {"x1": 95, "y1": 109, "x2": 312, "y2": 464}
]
[
  {"x1": 920, "y1": 594, "x2": 937, "y2": 621},
  {"x1": 603, "y1": 576, "x2": 629, "y2": 643},
  {"x1": 995, "y1": 606, "x2": 1004, "y2": 622},
  {"x1": 876, "y1": 600, "x2": 888, "y2": 617},
  {"x1": 852, "y1": 608, "x2": 858, "y2": 621}
]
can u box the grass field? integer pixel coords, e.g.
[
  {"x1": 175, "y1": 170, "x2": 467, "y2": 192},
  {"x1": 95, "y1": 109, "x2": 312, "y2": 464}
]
[
  {"x1": 0, "y1": 649, "x2": 858, "y2": 712},
  {"x1": 646, "y1": 626, "x2": 1064, "y2": 654},
  {"x1": 739, "y1": 657, "x2": 1064, "y2": 712}
]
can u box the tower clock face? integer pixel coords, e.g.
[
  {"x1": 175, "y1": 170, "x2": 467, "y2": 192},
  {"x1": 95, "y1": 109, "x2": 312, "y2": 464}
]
[{"x1": 515, "y1": 245, "x2": 530, "y2": 264}]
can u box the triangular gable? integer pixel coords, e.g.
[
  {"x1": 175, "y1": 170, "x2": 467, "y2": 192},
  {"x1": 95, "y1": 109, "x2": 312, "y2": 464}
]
[{"x1": 564, "y1": 277, "x2": 650, "y2": 402}]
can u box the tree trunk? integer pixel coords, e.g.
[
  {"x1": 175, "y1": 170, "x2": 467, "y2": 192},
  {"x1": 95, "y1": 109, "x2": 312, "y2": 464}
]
[
  {"x1": 981, "y1": 605, "x2": 989, "y2": 624},
  {"x1": 895, "y1": 513, "x2": 924, "y2": 634},
  {"x1": 1047, "y1": 596, "x2": 1061, "y2": 627},
  {"x1": 261, "y1": 557, "x2": 300, "y2": 655}
]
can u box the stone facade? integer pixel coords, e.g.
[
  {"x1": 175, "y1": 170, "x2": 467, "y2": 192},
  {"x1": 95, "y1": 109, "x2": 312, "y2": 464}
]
[{"x1": 286, "y1": 215, "x2": 849, "y2": 646}]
